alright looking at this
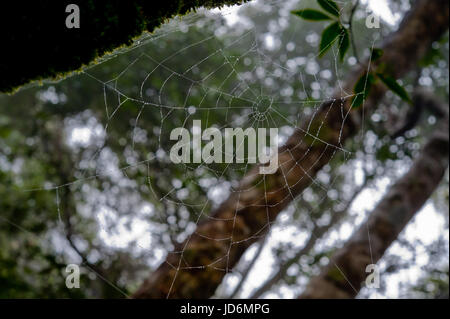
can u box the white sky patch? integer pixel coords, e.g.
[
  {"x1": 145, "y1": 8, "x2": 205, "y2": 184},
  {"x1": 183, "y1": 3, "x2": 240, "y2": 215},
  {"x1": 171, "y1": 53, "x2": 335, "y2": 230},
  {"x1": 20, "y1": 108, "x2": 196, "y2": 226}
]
[
  {"x1": 66, "y1": 115, "x2": 105, "y2": 148},
  {"x1": 365, "y1": 0, "x2": 402, "y2": 26},
  {"x1": 70, "y1": 127, "x2": 92, "y2": 146},
  {"x1": 264, "y1": 33, "x2": 282, "y2": 51},
  {"x1": 405, "y1": 203, "x2": 446, "y2": 246},
  {"x1": 211, "y1": 4, "x2": 241, "y2": 26},
  {"x1": 209, "y1": 1, "x2": 256, "y2": 30},
  {"x1": 97, "y1": 208, "x2": 152, "y2": 250},
  {"x1": 235, "y1": 223, "x2": 308, "y2": 298},
  {"x1": 365, "y1": 202, "x2": 448, "y2": 299},
  {"x1": 208, "y1": 181, "x2": 231, "y2": 205},
  {"x1": 37, "y1": 86, "x2": 67, "y2": 104}
]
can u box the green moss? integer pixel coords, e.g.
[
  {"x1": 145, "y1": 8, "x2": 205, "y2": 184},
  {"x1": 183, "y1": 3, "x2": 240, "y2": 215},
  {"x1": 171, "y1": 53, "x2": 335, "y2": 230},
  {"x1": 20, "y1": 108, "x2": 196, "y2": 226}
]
[
  {"x1": 303, "y1": 117, "x2": 334, "y2": 146},
  {"x1": 1, "y1": 0, "x2": 248, "y2": 94},
  {"x1": 327, "y1": 266, "x2": 346, "y2": 283}
]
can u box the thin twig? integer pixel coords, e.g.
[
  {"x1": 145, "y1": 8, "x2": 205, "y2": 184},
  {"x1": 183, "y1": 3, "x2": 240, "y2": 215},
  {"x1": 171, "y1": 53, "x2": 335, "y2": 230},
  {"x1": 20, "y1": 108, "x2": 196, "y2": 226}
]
[{"x1": 349, "y1": 0, "x2": 361, "y2": 64}]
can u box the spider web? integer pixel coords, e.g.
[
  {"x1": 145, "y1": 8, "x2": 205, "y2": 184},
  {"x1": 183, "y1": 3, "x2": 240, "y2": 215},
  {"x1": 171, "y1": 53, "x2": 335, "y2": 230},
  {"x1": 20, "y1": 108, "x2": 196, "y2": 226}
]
[{"x1": 26, "y1": 0, "x2": 380, "y2": 298}]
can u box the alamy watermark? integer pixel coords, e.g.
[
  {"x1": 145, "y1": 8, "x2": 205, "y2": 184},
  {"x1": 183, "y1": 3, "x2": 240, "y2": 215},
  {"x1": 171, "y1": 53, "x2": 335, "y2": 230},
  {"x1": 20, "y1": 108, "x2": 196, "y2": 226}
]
[
  {"x1": 65, "y1": 264, "x2": 80, "y2": 289},
  {"x1": 365, "y1": 8, "x2": 380, "y2": 29},
  {"x1": 169, "y1": 120, "x2": 279, "y2": 174},
  {"x1": 65, "y1": 4, "x2": 80, "y2": 29},
  {"x1": 365, "y1": 264, "x2": 380, "y2": 289}
]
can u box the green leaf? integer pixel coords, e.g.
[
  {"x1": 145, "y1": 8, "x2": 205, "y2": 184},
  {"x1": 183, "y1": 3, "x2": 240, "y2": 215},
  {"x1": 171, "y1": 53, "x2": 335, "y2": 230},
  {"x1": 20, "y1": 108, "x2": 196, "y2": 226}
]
[
  {"x1": 291, "y1": 9, "x2": 332, "y2": 21},
  {"x1": 338, "y1": 27, "x2": 350, "y2": 62},
  {"x1": 319, "y1": 22, "x2": 342, "y2": 57},
  {"x1": 419, "y1": 47, "x2": 441, "y2": 67},
  {"x1": 0, "y1": 127, "x2": 11, "y2": 138},
  {"x1": 370, "y1": 48, "x2": 384, "y2": 61},
  {"x1": 352, "y1": 72, "x2": 375, "y2": 108},
  {"x1": 376, "y1": 73, "x2": 412, "y2": 103},
  {"x1": 317, "y1": 0, "x2": 340, "y2": 17},
  {"x1": 376, "y1": 144, "x2": 398, "y2": 162}
]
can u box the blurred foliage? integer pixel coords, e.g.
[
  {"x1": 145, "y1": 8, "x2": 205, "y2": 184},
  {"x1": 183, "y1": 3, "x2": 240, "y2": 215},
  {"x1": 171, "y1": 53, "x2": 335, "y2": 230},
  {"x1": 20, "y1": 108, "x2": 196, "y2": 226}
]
[{"x1": 0, "y1": 0, "x2": 448, "y2": 298}]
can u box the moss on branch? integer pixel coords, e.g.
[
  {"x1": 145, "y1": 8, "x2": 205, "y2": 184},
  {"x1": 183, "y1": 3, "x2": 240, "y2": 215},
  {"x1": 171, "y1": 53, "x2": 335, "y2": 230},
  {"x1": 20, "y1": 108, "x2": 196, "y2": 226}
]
[{"x1": 0, "y1": 0, "x2": 248, "y2": 93}]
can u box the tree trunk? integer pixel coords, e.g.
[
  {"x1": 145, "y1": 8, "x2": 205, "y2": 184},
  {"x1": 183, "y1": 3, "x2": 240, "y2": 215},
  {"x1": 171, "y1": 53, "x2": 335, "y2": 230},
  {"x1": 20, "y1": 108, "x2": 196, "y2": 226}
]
[
  {"x1": 299, "y1": 92, "x2": 449, "y2": 299},
  {"x1": 133, "y1": 0, "x2": 449, "y2": 299}
]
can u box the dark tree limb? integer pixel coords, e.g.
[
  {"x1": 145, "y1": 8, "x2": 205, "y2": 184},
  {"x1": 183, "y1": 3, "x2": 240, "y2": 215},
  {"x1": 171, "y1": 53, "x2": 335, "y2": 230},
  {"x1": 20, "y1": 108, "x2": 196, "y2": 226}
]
[{"x1": 0, "y1": 0, "x2": 248, "y2": 93}]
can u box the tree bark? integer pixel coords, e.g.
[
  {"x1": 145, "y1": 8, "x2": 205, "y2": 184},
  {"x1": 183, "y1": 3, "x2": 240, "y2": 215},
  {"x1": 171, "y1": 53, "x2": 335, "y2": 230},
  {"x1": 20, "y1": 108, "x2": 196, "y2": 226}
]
[
  {"x1": 133, "y1": 0, "x2": 449, "y2": 299},
  {"x1": 299, "y1": 92, "x2": 449, "y2": 299}
]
